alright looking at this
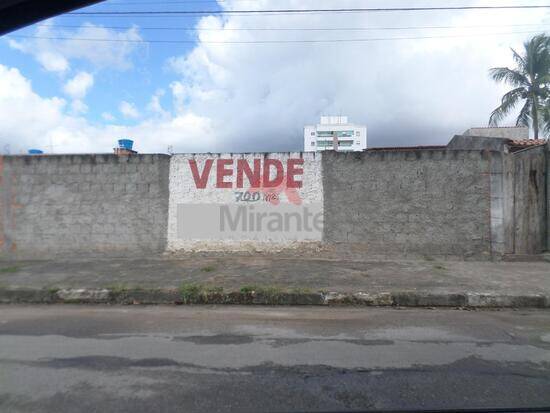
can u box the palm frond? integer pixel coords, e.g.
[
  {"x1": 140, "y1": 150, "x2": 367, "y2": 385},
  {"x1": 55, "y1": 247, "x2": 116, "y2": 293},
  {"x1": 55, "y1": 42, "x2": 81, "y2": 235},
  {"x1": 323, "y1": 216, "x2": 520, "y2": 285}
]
[
  {"x1": 489, "y1": 67, "x2": 529, "y2": 87},
  {"x1": 489, "y1": 34, "x2": 550, "y2": 134},
  {"x1": 516, "y1": 99, "x2": 532, "y2": 127},
  {"x1": 524, "y1": 34, "x2": 550, "y2": 82},
  {"x1": 489, "y1": 87, "x2": 525, "y2": 126},
  {"x1": 540, "y1": 103, "x2": 550, "y2": 137},
  {"x1": 510, "y1": 47, "x2": 526, "y2": 71}
]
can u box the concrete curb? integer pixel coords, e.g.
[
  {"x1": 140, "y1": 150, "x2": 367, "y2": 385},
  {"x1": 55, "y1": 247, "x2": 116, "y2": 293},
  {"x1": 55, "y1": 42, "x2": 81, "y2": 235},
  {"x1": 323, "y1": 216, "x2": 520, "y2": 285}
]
[{"x1": 0, "y1": 287, "x2": 548, "y2": 308}]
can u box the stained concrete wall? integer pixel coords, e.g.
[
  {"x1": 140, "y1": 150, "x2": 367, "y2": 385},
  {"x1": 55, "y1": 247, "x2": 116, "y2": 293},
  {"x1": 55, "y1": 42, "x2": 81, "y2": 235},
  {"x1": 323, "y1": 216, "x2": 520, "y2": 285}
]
[
  {"x1": 486, "y1": 150, "x2": 514, "y2": 257},
  {"x1": 548, "y1": 141, "x2": 550, "y2": 252},
  {"x1": 321, "y1": 150, "x2": 492, "y2": 259},
  {"x1": 502, "y1": 152, "x2": 516, "y2": 254},
  {"x1": 510, "y1": 146, "x2": 547, "y2": 254},
  {"x1": 447, "y1": 135, "x2": 510, "y2": 152},
  {"x1": 167, "y1": 153, "x2": 323, "y2": 250},
  {"x1": 463, "y1": 127, "x2": 529, "y2": 139},
  {"x1": 0, "y1": 154, "x2": 170, "y2": 258}
]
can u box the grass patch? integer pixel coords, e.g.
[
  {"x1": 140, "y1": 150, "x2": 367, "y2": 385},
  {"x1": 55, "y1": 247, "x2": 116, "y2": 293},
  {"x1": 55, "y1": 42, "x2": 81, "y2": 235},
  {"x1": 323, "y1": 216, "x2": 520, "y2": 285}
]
[
  {"x1": 179, "y1": 283, "x2": 224, "y2": 304},
  {"x1": 239, "y1": 285, "x2": 256, "y2": 294},
  {"x1": 239, "y1": 285, "x2": 284, "y2": 296},
  {"x1": 200, "y1": 266, "x2": 216, "y2": 273},
  {"x1": 105, "y1": 282, "x2": 130, "y2": 293},
  {"x1": 0, "y1": 266, "x2": 19, "y2": 273},
  {"x1": 179, "y1": 283, "x2": 202, "y2": 303},
  {"x1": 204, "y1": 285, "x2": 223, "y2": 294},
  {"x1": 290, "y1": 287, "x2": 313, "y2": 294},
  {"x1": 179, "y1": 283, "x2": 225, "y2": 303},
  {"x1": 423, "y1": 256, "x2": 435, "y2": 262}
]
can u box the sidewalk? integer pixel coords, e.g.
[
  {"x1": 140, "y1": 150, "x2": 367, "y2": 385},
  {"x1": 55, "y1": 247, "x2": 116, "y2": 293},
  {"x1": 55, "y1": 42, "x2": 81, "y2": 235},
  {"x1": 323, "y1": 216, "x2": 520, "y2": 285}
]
[{"x1": 1, "y1": 251, "x2": 549, "y2": 307}]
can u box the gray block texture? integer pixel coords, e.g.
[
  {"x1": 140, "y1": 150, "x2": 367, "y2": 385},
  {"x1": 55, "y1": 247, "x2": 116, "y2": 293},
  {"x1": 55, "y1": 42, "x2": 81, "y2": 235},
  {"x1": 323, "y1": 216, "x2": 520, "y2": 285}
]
[
  {"x1": 0, "y1": 154, "x2": 170, "y2": 258},
  {"x1": 321, "y1": 150, "x2": 492, "y2": 259}
]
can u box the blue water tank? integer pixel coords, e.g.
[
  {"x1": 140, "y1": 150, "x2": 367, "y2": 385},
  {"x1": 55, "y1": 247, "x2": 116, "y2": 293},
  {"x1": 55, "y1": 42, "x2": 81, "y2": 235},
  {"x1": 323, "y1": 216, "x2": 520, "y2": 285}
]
[
  {"x1": 28, "y1": 149, "x2": 44, "y2": 155},
  {"x1": 118, "y1": 139, "x2": 134, "y2": 150}
]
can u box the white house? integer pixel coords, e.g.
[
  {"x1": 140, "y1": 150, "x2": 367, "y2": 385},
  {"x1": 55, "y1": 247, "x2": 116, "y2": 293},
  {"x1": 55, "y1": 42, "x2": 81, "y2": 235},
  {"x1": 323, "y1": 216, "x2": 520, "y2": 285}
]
[{"x1": 304, "y1": 116, "x2": 367, "y2": 152}]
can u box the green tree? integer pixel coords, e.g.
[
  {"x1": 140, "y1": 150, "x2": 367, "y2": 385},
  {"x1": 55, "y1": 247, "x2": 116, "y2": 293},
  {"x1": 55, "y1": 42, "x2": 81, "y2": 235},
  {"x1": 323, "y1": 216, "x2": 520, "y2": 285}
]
[{"x1": 489, "y1": 34, "x2": 550, "y2": 139}]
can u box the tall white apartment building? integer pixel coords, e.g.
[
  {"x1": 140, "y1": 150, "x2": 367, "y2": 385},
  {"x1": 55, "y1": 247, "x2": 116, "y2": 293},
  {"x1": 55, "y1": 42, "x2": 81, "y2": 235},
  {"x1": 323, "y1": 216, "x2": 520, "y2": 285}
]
[{"x1": 304, "y1": 116, "x2": 367, "y2": 152}]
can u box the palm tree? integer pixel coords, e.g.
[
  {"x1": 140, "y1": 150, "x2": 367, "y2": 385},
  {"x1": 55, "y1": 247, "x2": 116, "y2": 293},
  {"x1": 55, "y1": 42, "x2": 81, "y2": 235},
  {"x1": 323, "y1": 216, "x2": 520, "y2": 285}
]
[{"x1": 489, "y1": 34, "x2": 550, "y2": 139}]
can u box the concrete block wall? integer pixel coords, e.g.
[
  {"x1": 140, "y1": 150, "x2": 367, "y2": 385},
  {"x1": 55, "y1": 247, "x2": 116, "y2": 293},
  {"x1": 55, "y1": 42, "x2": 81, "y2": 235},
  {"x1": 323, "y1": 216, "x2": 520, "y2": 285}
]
[
  {"x1": 321, "y1": 150, "x2": 493, "y2": 259},
  {"x1": 0, "y1": 148, "x2": 546, "y2": 260},
  {"x1": 0, "y1": 154, "x2": 170, "y2": 258}
]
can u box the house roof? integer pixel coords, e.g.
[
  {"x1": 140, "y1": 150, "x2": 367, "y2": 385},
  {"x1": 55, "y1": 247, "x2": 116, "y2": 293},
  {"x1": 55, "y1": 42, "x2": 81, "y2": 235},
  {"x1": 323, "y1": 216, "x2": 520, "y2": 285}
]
[{"x1": 507, "y1": 139, "x2": 547, "y2": 152}]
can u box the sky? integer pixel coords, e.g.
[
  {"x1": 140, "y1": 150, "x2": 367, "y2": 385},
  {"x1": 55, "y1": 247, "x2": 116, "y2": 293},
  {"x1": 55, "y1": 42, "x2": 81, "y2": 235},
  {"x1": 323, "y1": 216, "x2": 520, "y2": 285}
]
[{"x1": 0, "y1": 0, "x2": 549, "y2": 154}]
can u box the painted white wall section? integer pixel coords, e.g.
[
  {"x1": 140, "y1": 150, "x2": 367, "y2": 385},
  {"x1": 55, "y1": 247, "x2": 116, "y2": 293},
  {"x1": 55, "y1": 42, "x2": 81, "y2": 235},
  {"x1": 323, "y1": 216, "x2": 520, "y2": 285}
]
[{"x1": 168, "y1": 152, "x2": 324, "y2": 250}]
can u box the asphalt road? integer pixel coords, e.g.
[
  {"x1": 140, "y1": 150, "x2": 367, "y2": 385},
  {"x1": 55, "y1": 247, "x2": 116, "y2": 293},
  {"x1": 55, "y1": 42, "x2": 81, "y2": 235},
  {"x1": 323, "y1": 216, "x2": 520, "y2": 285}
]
[{"x1": 0, "y1": 306, "x2": 549, "y2": 413}]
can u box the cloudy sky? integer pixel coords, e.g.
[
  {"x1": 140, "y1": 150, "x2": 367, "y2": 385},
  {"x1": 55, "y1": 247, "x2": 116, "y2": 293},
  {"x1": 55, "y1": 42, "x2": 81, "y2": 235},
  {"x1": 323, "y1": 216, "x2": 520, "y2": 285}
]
[{"x1": 0, "y1": 0, "x2": 549, "y2": 154}]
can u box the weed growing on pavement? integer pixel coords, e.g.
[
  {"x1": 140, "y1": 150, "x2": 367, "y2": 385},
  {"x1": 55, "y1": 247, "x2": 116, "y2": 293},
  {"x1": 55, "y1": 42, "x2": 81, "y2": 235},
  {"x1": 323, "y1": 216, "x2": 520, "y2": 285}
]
[
  {"x1": 290, "y1": 287, "x2": 313, "y2": 294},
  {"x1": 106, "y1": 283, "x2": 130, "y2": 293},
  {"x1": 204, "y1": 285, "x2": 224, "y2": 294},
  {"x1": 240, "y1": 285, "x2": 284, "y2": 297},
  {"x1": 0, "y1": 266, "x2": 19, "y2": 273},
  {"x1": 239, "y1": 285, "x2": 256, "y2": 294},
  {"x1": 179, "y1": 283, "x2": 224, "y2": 303},
  {"x1": 179, "y1": 283, "x2": 202, "y2": 303}
]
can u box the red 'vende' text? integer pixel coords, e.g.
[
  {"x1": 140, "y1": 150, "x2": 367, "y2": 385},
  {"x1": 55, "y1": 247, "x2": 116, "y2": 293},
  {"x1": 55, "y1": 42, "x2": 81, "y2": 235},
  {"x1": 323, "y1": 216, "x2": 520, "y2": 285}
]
[{"x1": 188, "y1": 158, "x2": 304, "y2": 189}]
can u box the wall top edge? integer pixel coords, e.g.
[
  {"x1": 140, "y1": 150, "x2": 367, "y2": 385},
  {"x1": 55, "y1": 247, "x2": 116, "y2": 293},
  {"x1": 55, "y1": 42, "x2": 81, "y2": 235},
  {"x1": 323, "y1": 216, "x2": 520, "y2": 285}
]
[
  {"x1": 0, "y1": 153, "x2": 170, "y2": 159},
  {"x1": 0, "y1": 148, "x2": 510, "y2": 160},
  {"x1": 171, "y1": 151, "x2": 320, "y2": 156}
]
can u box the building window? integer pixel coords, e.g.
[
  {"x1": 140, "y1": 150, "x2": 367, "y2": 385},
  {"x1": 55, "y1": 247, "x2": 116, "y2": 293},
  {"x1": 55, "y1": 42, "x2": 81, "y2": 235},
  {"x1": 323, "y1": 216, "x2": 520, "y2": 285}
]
[
  {"x1": 311, "y1": 132, "x2": 315, "y2": 136},
  {"x1": 317, "y1": 131, "x2": 334, "y2": 137},
  {"x1": 317, "y1": 140, "x2": 333, "y2": 147},
  {"x1": 355, "y1": 131, "x2": 360, "y2": 136},
  {"x1": 318, "y1": 130, "x2": 354, "y2": 137},
  {"x1": 356, "y1": 141, "x2": 360, "y2": 144},
  {"x1": 311, "y1": 142, "x2": 316, "y2": 146}
]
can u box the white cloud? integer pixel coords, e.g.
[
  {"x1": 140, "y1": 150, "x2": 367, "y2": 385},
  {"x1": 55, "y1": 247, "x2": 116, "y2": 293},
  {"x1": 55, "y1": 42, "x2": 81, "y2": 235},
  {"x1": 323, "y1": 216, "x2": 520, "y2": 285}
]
[
  {"x1": 0, "y1": 64, "x2": 214, "y2": 155},
  {"x1": 2, "y1": 0, "x2": 549, "y2": 155},
  {"x1": 102, "y1": 112, "x2": 116, "y2": 121},
  {"x1": 147, "y1": 89, "x2": 169, "y2": 116},
  {"x1": 119, "y1": 100, "x2": 140, "y2": 119},
  {"x1": 70, "y1": 99, "x2": 88, "y2": 114},
  {"x1": 162, "y1": 0, "x2": 550, "y2": 150},
  {"x1": 0, "y1": 64, "x2": 83, "y2": 153},
  {"x1": 9, "y1": 22, "x2": 143, "y2": 73},
  {"x1": 63, "y1": 71, "x2": 94, "y2": 99}
]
